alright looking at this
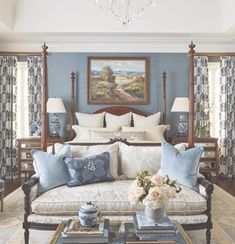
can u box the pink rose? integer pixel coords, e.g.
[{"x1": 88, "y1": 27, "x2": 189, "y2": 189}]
[
  {"x1": 152, "y1": 175, "x2": 164, "y2": 186},
  {"x1": 148, "y1": 186, "x2": 162, "y2": 200}
]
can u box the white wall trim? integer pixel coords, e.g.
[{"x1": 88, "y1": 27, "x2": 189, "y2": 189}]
[{"x1": 0, "y1": 33, "x2": 235, "y2": 53}]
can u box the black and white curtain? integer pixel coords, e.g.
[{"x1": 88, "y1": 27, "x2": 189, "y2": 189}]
[
  {"x1": 27, "y1": 56, "x2": 42, "y2": 130},
  {"x1": 0, "y1": 56, "x2": 18, "y2": 179},
  {"x1": 194, "y1": 56, "x2": 210, "y2": 137},
  {"x1": 219, "y1": 57, "x2": 235, "y2": 178}
]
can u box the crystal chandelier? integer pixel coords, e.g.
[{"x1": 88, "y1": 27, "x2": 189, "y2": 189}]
[{"x1": 85, "y1": 0, "x2": 156, "y2": 25}]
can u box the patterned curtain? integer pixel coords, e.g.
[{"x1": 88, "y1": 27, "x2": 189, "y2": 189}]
[
  {"x1": 194, "y1": 56, "x2": 210, "y2": 137},
  {"x1": 219, "y1": 57, "x2": 235, "y2": 178},
  {"x1": 27, "y1": 56, "x2": 42, "y2": 132},
  {"x1": 0, "y1": 56, "x2": 18, "y2": 179}
]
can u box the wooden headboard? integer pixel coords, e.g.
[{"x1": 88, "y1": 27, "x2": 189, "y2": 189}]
[{"x1": 94, "y1": 106, "x2": 146, "y2": 116}]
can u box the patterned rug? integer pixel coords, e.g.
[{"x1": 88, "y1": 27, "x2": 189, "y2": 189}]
[{"x1": 0, "y1": 185, "x2": 234, "y2": 244}]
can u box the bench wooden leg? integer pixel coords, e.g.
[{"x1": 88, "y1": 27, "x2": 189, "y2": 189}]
[
  {"x1": 0, "y1": 190, "x2": 4, "y2": 212},
  {"x1": 206, "y1": 228, "x2": 211, "y2": 244},
  {"x1": 24, "y1": 228, "x2": 29, "y2": 244}
]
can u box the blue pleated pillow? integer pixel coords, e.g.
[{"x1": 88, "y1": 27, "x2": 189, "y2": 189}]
[
  {"x1": 32, "y1": 145, "x2": 71, "y2": 195},
  {"x1": 157, "y1": 142, "x2": 203, "y2": 191},
  {"x1": 65, "y1": 152, "x2": 114, "y2": 187}
]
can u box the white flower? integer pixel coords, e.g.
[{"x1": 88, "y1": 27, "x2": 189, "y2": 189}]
[
  {"x1": 128, "y1": 171, "x2": 181, "y2": 210},
  {"x1": 128, "y1": 180, "x2": 146, "y2": 205}
]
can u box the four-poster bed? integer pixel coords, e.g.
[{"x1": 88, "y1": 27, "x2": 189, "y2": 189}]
[
  {"x1": 40, "y1": 44, "x2": 195, "y2": 148},
  {"x1": 22, "y1": 42, "x2": 214, "y2": 244}
]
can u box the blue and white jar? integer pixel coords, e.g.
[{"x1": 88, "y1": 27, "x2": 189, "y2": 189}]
[{"x1": 78, "y1": 202, "x2": 99, "y2": 226}]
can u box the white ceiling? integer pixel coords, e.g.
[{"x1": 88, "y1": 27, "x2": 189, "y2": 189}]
[{"x1": 0, "y1": 0, "x2": 235, "y2": 52}]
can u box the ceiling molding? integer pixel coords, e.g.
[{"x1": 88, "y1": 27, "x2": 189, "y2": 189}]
[{"x1": 0, "y1": 33, "x2": 235, "y2": 53}]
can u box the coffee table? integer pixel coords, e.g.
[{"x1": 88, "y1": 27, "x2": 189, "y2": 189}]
[{"x1": 50, "y1": 217, "x2": 192, "y2": 244}]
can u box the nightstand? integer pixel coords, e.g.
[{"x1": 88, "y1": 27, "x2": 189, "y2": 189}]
[
  {"x1": 17, "y1": 136, "x2": 65, "y2": 180},
  {"x1": 172, "y1": 136, "x2": 219, "y2": 176},
  {"x1": 16, "y1": 137, "x2": 41, "y2": 179}
]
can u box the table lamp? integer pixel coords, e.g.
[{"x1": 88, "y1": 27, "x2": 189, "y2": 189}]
[
  {"x1": 171, "y1": 97, "x2": 189, "y2": 136},
  {"x1": 47, "y1": 98, "x2": 66, "y2": 136}
]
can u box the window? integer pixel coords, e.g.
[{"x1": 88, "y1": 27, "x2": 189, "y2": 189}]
[
  {"x1": 16, "y1": 62, "x2": 29, "y2": 138},
  {"x1": 208, "y1": 62, "x2": 220, "y2": 138}
]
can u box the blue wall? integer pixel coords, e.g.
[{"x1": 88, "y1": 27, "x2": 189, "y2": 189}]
[{"x1": 47, "y1": 53, "x2": 189, "y2": 138}]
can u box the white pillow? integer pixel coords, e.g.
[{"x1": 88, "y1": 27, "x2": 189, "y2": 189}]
[
  {"x1": 133, "y1": 112, "x2": 161, "y2": 128},
  {"x1": 89, "y1": 129, "x2": 119, "y2": 140},
  {"x1": 69, "y1": 143, "x2": 119, "y2": 179},
  {"x1": 122, "y1": 125, "x2": 167, "y2": 142},
  {"x1": 75, "y1": 112, "x2": 105, "y2": 128},
  {"x1": 145, "y1": 125, "x2": 167, "y2": 142},
  {"x1": 72, "y1": 125, "x2": 119, "y2": 141},
  {"x1": 119, "y1": 131, "x2": 145, "y2": 141},
  {"x1": 119, "y1": 143, "x2": 162, "y2": 179},
  {"x1": 118, "y1": 142, "x2": 187, "y2": 179},
  {"x1": 72, "y1": 125, "x2": 91, "y2": 140},
  {"x1": 105, "y1": 112, "x2": 132, "y2": 129},
  {"x1": 47, "y1": 142, "x2": 119, "y2": 179}
]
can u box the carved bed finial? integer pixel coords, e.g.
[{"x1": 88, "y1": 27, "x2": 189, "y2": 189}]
[
  {"x1": 41, "y1": 42, "x2": 48, "y2": 54},
  {"x1": 189, "y1": 41, "x2": 196, "y2": 56},
  {"x1": 71, "y1": 71, "x2": 75, "y2": 80},
  {"x1": 162, "y1": 70, "x2": 167, "y2": 79}
]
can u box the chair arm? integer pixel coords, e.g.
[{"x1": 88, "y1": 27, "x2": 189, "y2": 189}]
[
  {"x1": 22, "y1": 177, "x2": 39, "y2": 193},
  {"x1": 22, "y1": 176, "x2": 39, "y2": 219},
  {"x1": 198, "y1": 177, "x2": 214, "y2": 196}
]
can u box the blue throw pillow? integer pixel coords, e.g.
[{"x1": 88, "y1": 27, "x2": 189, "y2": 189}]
[
  {"x1": 32, "y1": 145, "x2": 71, "y2": 195},
  {"x1": 65, "y1": 151, "x2": 114, "y2": 187},
  {"x1": 157, "y1": 142, "x2": 203, "y2": 191}
]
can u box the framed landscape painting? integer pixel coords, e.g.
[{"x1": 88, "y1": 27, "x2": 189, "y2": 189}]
[{"x1": 88, "y1": 57, "x2": 149, "y2": 104}]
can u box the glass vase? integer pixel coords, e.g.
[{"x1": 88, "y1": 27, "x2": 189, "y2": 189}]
[{"x1": 144, "y1": 206, "x2": 165, "y2": 221}]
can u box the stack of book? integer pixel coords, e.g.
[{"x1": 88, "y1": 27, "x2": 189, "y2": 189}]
[
  {"x1": 61, "y1": 218, "x2": 109, "y2": 243},
  {"x1": 133, "y1": 212, "x2": 177, "y2": 243}
]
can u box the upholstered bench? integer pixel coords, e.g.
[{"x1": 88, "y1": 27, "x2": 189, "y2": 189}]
[
  {"x1": 0, "y1": 178, "x2": 5, "y2": 212},
  {"x1": 22, "y1": 141, "x2": 214, "y2": 244}
]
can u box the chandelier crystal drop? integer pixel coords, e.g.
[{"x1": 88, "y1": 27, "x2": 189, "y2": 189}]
[{"x1": 85, "y1": 0, "x2": 156, "y2": 25}]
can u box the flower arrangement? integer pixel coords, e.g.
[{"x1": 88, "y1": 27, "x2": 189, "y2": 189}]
[{"x1": 129, "y1": 171, "x2": 181, "y2": 210}]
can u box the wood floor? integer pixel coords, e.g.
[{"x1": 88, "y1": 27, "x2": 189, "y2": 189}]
[
  {"x1": 211, "y1": 176, "x2": 235, "y2": 197},
  {"x1": 3, "y1": 176, "x2": 235, "y2": 198}
]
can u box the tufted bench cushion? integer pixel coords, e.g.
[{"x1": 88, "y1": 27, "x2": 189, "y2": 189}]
[{"x1": 31, "y1": 180, "x2": 207, "y2": 216}]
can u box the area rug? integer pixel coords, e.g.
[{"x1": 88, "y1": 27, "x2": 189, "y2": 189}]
[{"x1": 0, "y1": 185, "x2": 234, "y2": 244}]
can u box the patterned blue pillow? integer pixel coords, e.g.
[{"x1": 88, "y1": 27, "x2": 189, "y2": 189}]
[
  {"x1": 65, "y1": 152, "x2": 114, "y2": 187},
  {"x1": 157, "y1": 142, "x2": 203, "y2": 191}
]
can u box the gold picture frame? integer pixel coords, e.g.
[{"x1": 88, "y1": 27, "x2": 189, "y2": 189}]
[{"x1": 88, "y1": 57, "x2": 149, "y2": 104}]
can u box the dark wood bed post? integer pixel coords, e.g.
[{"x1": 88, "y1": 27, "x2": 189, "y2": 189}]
[
  {"x1": 162, "y1": 71, "x2": 167, "y2": 125},
  {"x1": 70, "y1": 71, "x2": 76, "y2": 139},
  {"x1": 188, "y1": 41, "x2": 195, "y2": 148},
  {"x1": 41, "y1": 43, "x2": 48, "y2": 151}
]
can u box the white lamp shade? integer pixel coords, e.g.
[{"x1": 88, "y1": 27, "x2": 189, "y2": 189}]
[
  {"x1": 47, "y1": 98, "x2": 66, "y2": 113},
  {"x1": 171, "y1": 97, "x2": 189, "y2": 112}
]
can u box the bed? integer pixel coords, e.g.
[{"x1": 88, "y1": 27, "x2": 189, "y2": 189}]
[{"x1": 22, "y1": 42, "x2": 213, "y2": 244}]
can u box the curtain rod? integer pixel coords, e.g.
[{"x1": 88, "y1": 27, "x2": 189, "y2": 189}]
[
  {"x1": 195, "y1": 52, "x2": 235, "y2": 56},
  {"x1": 0, "y1": 52, "x2": 41, "y2": 56}
]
